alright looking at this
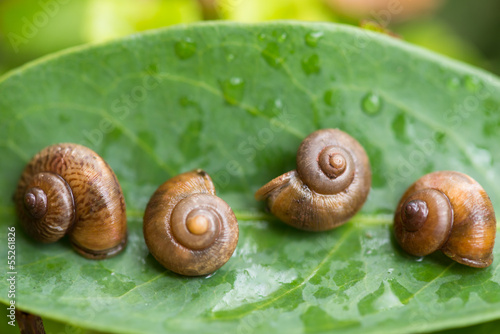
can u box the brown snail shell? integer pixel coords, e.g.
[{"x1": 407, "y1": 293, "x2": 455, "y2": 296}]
[
  {"x1": 14, "y1": 143, "x2": 127, "y2": 259},
  {"x1": 255, "y1": 129, "x2": 371, "y2": 231},
  {"x1": 143, "y1": 169, "x2": 239, "y2": 276},
  {"x1": 394, "y1": 171, "x2": 496, "y2": 268},
  {"x1": 16, "y1": 309, "x2": 45, "y2": 334}
]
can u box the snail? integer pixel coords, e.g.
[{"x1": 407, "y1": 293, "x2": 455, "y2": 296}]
[
  {"x1": 255, "y1": 128, "x2": 371, "y2": 231},
  {"x1": 16, "y1": 309, "x2": 45, "y2": 334},
  {"x1": 394, "y1": 171, "x2": 496, "y2": 268},
  {"x1": 143, "y1": 169, "x2": 238, "y2": 276},
  {"x1": 14, "y1": 143, "x2": 127, "y2": 259}
]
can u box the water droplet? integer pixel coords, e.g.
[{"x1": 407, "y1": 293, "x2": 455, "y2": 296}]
[
  {"x1": 219, "y1": 77, "x2": 245, "y2": 105},
  {"x1": 483, "y1": 97, "x2": 499, "y2": 116},
  {"x1": 324, "y1": 90, "x2": 334, "y2": 106},
  {"x1": 179, "y1": 96, "x2": 197, "y2": 107},
  {"x1": 262, "y1": 98, "x2": 284, "y2": 117},
  {"x1": 59, "y1": 114, "x2": 71, "y2": 124},
  {"x1": 415, "y1": 256, "x2": 424, "y2": 262},
  {"x1": 226, "y1": 53, "x2": 235, "y2": 62},
  {"x1": 388, "y1": 268, "x2": 394, "y2": 274},
  {"x1": 446, "y1": 77, "x2": 460, "y2": 90},
  {"x1": 361, "y1": 92, "x2": 382, "y2": 115},
  {"x1": 272, "y1": 30, "x2": 287, "y2": 42},
  {"x1": 464, "y1": 75, "x2": 482, "y2": 92},
  {"x1": 301, "y1": 54, "x2": 320, "y2": 75},
  {"x1": 366, "y1": 250, "x2": 372, "y2": 255},
  {"x1": 392, "y1": 113, "x2": 410, "y2": 144},
  {"x1": 258, "y1": 33, "x2": 267, "y2": 41},
  {"x1": 174, "y1": 38, "x2": 197, "y2": 60},
  {"x1": 261, "y1": 42, "x2": 284, "y2": 68},
  {"x1": 305, "y1": 31, "x2": 324, "y2": 47},
  {"x1": 484, "y1": 120, "x2": 500, "y2": 137},
  {"x1": 146, "y1": 63, "x2": 158, "y2": 74},
  {"x1": 433, "y1": 131, "x2": 446, "y2": 144}
]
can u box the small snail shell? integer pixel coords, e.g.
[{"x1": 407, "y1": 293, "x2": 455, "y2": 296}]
[
  {"x1": 143, "y1": 169, "x2": 239, "y2": 276},
  {"x1": 16, "y1": 309, "x2": 45, "y2": 334},
  {"x1": 255, "y1": 129, "x2": 371, "y2": 231},
  {"x1": 14, "y1": 143, "x2": 127, "y2": 259},
  {"x1": 394, "y1": 171, "x2": 496, "y2": 268}
]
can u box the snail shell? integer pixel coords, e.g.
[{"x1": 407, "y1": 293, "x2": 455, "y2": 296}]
[
  {"x1": 255, "y1": 128, "x2": 371, "y2": 231},
  {"x1": 14, "y1": 143, "x2": 127, "y2": 259},
  {"x1": 394, "y1": 171, "x2": 496, "y2": 268},
  {"x1": 16, "y1": 309, "x2": 45, "y2": 334},
  {"x1": 143, "y1": 169, "x2": 238, "y2": 276}
]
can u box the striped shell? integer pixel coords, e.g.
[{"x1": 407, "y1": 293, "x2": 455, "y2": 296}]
[{"x1": 14, "y1": 143, "x2": 127, "y2": 259}]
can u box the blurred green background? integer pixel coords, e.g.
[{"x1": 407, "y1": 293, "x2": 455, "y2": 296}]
[{"x1": 0, "y1": 0, "x2": 499, "y2": 76}]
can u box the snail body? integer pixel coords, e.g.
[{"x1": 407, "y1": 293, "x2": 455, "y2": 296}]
[
  {"x1": 143, "y1": 169, "x2": 238, "y2": 276},
  {"x1": 394, "y1": 171, "x2": 496, "y2": 268},
  {"x1": 14, "y1": 143, "x2": 127, "y2": 259},
  {"x1": 255, "y1": 129, "x2": 371, "y2": 231}
]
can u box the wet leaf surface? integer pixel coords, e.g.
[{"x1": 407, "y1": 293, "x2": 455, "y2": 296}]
[{"x1": 1, "y1": 22, "x2": 500, "y2": 334}]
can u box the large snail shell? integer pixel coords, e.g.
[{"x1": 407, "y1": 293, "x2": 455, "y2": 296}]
[
  {"x1": 14, "y1": 143, "x2": 127, "y2": 259},
  {"x1": 143, "y1": 169, "x2": 238, "y2": 276},
  {"x1": 255, "y1": 129, "x2": 371, "y2": 231},
  {"x1": 394, "y1": 171, "x2": 496, "y2": 268}
]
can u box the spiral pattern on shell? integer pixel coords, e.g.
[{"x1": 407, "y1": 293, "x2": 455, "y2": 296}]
[
  {"x1": 394, "y1": 171, "x2": 496, "y2": 268},
  {"x1": 255, "y1": 129, "x2": 371, "y2": 231},
  {"x1": 143, "y1": 169, "x2": 239, "y2": 276},
  {"x1": 14, "y1": 143, "x2": 127, "y2": 259}
]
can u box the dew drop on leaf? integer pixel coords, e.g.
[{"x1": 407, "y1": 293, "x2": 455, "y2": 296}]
[
  {"x1": 305, "y1": 31, "x2": 324, "y2": 47},
  {"x1": 323, "y1": 89, "x2": 341, "y2": 106},
  {"x1": 301, "y1": 54, "x2": 320, "y2": 75},
  {"x1": 446, "y1": 77, "x2": 460, "y2": 90},
  {"x1": 146, "y1": 63, "x2": 158, "y2": 74},
  {"x1": 58, "y1": 114, "x2": 71, "y2": 124},
  {"x1": 174, "y1": 38, "x2": 197, "y2": 60},
  {"x1": 272, "y1": 30, "x2": 288, "y2": 42},
  {"x1": 361, "y1": 92, "x2": 382, "y2": 115},
  {"x1": 464, "y1": 75, "x2": 482, "y2": 92},
  {"x1": 262, "y1": 42, "x2": 284, "y2": 68},
  {"x1": 262, "y1": 98, "x2": 284, "y2": 117},
  {"x1": 219, "y1": 77, "x2": 245, "y2": 105},
  {"x1": 179, "y1": 96, "x2": 199, "y2": 108}
]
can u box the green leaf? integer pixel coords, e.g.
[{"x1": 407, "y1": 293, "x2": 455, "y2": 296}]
[{"x1": 1, "y1": 21, "x2": 500, "y2": 334}]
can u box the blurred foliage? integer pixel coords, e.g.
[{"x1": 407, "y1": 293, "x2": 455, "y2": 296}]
[
  {"x1": 436, "y1": 0, "x2": 500, "y2": 76},
  {"x1": 0, "y1": 0, "x2": 498, "y2": 76}
]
